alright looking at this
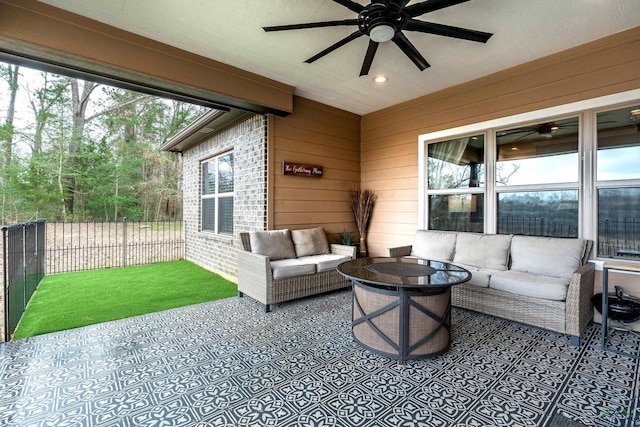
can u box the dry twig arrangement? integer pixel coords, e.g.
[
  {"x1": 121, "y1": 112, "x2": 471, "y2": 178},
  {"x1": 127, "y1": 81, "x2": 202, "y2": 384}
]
[{"x1": 350, "y1": 189, "x2": 377, "y2": 251}]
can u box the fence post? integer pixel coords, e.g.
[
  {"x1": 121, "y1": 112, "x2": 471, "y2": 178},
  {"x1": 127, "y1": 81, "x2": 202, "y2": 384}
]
[{"x1": 122, "y1": 217, "x2": 127, "y2": 267}]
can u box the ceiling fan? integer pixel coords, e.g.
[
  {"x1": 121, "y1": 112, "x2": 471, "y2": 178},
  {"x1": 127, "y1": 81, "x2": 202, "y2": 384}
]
[
  {"x1": 499, "y1": 121, "x2": 579, "y2": 141},
  {"x1": 263, "y1": 0, "x2": 493, "y2": 76}
]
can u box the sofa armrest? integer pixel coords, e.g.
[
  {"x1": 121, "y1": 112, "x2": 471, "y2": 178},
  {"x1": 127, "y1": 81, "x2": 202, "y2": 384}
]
[
  {"x1": 237, "y1": 249, "x2": 273, "y2": 304},
  {"x1": 565, "y1": 262, "x2": 596, "y2": 339},
  {"x1": 330, "y1": 243, "x2": 357, "y2": 259},
  {"x1": 387, "y1": 245, "x2": 412, "y2": 258}
]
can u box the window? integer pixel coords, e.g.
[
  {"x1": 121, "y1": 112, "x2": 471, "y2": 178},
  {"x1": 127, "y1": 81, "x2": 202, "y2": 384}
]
[
  {"x1": 421, "y1": 91, "x2": 640, "y2": 261},
  {"x1": 495, "y1": 117, "x2": 580, "y2": 238},
  {"x1": 496, "y1": 117, "x2": 579, "y2": 186},
  {"x1": 596, "y1": 104, "x2": 640, "y2": 258},
  {"x1": 497, "y1": 191, "x2": 578, "y2": 237},
  {"x1": 425, "y1": 122, "x2": 581, "y2": 237},
  {"x1": 428, "y1": 193, "x2": 484, "y2": 232},
  {"x1": 426, "y1": 135, "x2": 484, "y2": 232},
  {"x1": 201, "y1": 152, "x2": 234, "y2": 235}
]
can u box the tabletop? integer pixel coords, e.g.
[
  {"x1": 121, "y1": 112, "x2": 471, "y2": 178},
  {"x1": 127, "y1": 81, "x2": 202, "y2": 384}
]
[{"x1": 337, "y1": 257, "x2": 471, "y2": 289}]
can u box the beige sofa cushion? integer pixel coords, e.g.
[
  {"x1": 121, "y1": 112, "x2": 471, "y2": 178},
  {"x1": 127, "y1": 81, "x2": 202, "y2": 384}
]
[
  {"x1": 410, "y1": 230, "x2": 457, "y2": 261},
  {"x1": 453, "y1": 263, "x2": 502, "y2": 288},
  {"x1": 453, "y1": 233, "x2": 512, "y2": 271},
  {"x1": 490, "y1": 270, "x2": 570, "y2": 301},
  {"x1": 291, "y1": 227, "x2": 330, "y2": 257},
  {"x1": 249, "y1": 229, "x2": 296, "y2": 261},
  {"x1": 270, "y1": 259, "x2": 316, "y2": 280},
  {"x1": 299, "y1": 254, "x2": 352, "y2": 273},
  {"x1": 510, "y1": 236, "x2": 585, "y2": 279}
]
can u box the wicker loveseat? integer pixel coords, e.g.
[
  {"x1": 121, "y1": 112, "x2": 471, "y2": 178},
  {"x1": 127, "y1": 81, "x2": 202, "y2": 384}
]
[
  {"x1": 238, "y1": 228, "x2": 356, "y2": 312},
  {"x1": 388, "y1": 230, "x2": 595, "y2": 345}
]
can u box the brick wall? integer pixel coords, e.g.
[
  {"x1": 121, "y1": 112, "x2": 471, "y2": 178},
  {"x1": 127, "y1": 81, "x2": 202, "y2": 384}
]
[{"x1": 182, "y1": 114, "x2": 267, "y2": 280}]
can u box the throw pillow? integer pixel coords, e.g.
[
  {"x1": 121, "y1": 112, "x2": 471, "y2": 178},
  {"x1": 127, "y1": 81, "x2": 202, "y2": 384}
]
[
  {"x1": 249, "y1": 229, "x2": 296, "y2": 260},
  {"x1": 453, "y1": 233, "x2": 512, "y2": 270},
  {"x1": 410, "y1": 230, "x2": 457, "y2": 261},
  {"x1": 291, "y1": 227, "x2": 330, "y2": 257}
]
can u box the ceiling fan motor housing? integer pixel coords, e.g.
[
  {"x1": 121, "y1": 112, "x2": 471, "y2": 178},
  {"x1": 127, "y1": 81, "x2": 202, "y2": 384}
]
[{"x1": 359, "y1": 2, "x2": 407, "y2": 41}]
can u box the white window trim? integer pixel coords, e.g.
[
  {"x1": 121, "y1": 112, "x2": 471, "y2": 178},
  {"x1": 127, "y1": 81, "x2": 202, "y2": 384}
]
[{"x1": 418, "y1": 88, "x2": 640, "y2": 250}]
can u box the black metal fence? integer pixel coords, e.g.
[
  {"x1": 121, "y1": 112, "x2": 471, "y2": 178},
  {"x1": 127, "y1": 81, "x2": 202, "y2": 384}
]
[
  {"x1": 497, "y1": 216, "x2": 640, "y2": 258},
  {"x1": 498, "y1": 216, "x2": 578, "y2": 238},
  {"x1": 2, "y1": 219, "x2": 46, "y2": 341},
  {"x1": 1, "y1": 219, "x2": 183, "y2": 341},
  {"x1": 45, "y1": 219, "x2": 184, "y2": 274}
]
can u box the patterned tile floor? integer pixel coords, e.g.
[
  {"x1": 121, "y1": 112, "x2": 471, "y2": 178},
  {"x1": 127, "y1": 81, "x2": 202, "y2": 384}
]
[{"x1": 1, "y1": 289, "x2": 639, "y2": 427}]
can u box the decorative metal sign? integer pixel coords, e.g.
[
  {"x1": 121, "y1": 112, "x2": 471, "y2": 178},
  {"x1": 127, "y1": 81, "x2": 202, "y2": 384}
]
[{"x1": 282, "y1": 162, "x2": 323, "y2": 178}]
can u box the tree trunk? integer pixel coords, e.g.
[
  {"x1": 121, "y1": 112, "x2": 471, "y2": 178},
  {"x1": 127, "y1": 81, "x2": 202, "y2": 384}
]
[
  {"x1": 66, "y1": 78, "x2": 97, "y2": 217},
  {"x1": 1, "y1": 64, "x2": 19, "y2": 168}
]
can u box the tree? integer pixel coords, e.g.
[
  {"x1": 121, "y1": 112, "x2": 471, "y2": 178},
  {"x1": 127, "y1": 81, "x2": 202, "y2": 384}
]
[
  {"x1": 0, "y1": 60, "x2": 207, "y2": 223},
  {"x1": 0, "y1": 64, "x2": 19, "y2": 168},
  {"x1": 26, "y1": 72, "x2": 68, "y2": 154},
  {"x1": 65, "y1": 78, "x2": 98, "y2": 217}
]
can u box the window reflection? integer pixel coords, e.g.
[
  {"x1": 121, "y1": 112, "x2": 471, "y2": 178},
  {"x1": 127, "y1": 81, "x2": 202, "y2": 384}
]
[
  {"x1": 428, "y1": 135, "x2": 484, "y2": 190},
  {"x1": 202, "y1": 162, "x2": 216, "y2": 195},
  {"x1": 598, "y1": 187, "x2": 640, "y2": 258},
  {"x1": 497, "y1": 191, "x2": 578, "y2": 237},
  {"x1": 429, "y1": 193, "x2": 484, "y2": 232},
  {"x1": 597, "y1": 105, "x2": 640, "y2": 181},
  {"x1": 218, "y1": 153, "x2": 234, "y2": 193},
  {"x1": 496, "y1": 117, "x2": 579, "y2": 186},
  {"x1": 596, "y1": 105, "x2": 640, "y2": 260}
]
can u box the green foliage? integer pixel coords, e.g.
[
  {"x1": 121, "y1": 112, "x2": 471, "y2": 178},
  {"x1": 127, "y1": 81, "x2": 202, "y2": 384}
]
[
  {"x1": 0, "y1": 121, "x2": 14, "y2": 143},
  {"x1": 0, "y1": 61, "x2": 208, "y2": 223},
  {"x1": 340, "y1": 229, "x2": 353, "y2": 246}
]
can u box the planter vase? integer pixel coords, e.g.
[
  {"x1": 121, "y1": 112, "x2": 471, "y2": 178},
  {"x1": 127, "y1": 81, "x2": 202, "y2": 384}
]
[{"x1": 359, "y1": 236, "x2": 367, "y2": 257}]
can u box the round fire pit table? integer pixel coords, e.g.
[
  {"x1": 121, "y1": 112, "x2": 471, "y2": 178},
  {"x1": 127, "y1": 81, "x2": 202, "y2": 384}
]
[{"x1": 337, "y1": 257, "x2": 471, "y2": 362}]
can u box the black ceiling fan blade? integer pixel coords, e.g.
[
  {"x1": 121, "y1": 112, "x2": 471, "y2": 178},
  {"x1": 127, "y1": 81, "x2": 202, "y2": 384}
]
[
  {"x1": 513, "y1": 131, "x2": 537, "y2": 142},
  {"x1": 305, "y1": 30, "x2": 364, "y2": 64},
  {"x1": 405, "y1": 20, "x2": 493, "y2": 43},
  {"x1": 263, "y1": 19, "x2": 358, "y2": 32},
  {"x1": 405, "y1": 0, "x2": 471, "y2": 17},
  {"x1": 360, "y1": 40, "x2": 380, "y2": 76},
  {"x1": 388, "y1": 0, "x2": 412, "y2": 7},
  {"x1": 332, "y1": 0, "x2": 365, "y2": 13},
  {"x1": 392, "y1": 32, "x2": 430, "y2": 70}
]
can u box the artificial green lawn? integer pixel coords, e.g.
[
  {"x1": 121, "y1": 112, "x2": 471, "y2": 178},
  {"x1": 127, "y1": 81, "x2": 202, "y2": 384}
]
[{"x1": 12, "y1": 260, "x2": 237, "y2": 340}]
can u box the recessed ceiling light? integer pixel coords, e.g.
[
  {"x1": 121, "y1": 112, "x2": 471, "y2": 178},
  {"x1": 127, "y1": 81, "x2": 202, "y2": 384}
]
[{"x1": 373, "y1": 75, "x2": 388, "y2": 83}]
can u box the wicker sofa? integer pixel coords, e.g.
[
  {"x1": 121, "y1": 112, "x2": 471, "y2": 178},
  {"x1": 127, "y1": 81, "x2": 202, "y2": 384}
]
[
  {"x1": 238, "y1": 228, "x2": 356, "y2": 312},
  {"x1": 388, "y1": 230, "x2": 595, "y2": 345}
]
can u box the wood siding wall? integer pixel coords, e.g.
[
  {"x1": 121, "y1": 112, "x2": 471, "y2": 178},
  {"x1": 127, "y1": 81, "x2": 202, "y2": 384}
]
[
  {"x1": 270, "y1": 97, "x2": 361, "y2": 242},
  {"x1": 361, "y1": 26, "x2": 640, "y2": 257}
]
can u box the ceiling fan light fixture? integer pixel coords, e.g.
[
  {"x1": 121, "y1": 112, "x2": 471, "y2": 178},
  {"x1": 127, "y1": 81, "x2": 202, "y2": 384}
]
[
  {"x1": 264, "y1": 0, "x2": 493, "y2": 75},
  {"x1": 369, "y1": 24, "x2": 395, "y2": 43}
]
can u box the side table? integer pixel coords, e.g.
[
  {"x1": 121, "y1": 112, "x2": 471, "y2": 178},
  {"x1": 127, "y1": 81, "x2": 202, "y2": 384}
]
[{"x1": 601, "y1": 261, "x2": 640, "y2": 359}]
